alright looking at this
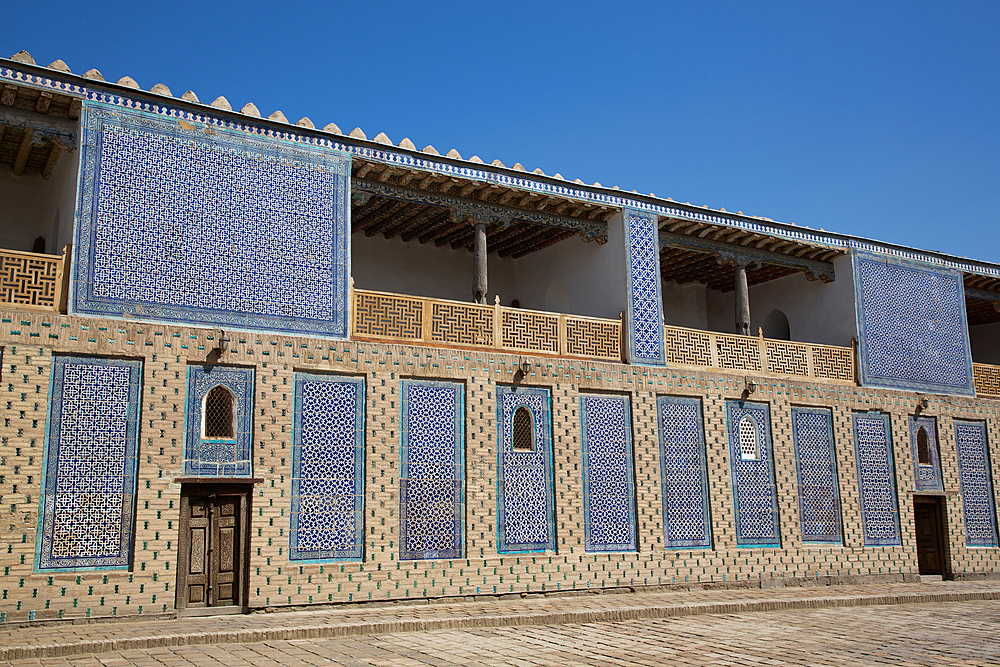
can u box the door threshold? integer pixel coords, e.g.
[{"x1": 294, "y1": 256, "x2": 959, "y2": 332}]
[
  {"x1": 919, "y1": 574, "x2": 944, "y2": 582},
  {"x1": 177, "y1": 605, "x2": 246, "y2": 617}
]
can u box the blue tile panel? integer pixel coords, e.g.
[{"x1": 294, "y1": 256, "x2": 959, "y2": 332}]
[
  {"x1": 624, "y1": 209, "x2": 665, "y2": 366},
  {"x1": 909, "y1": 416, "x2": 944, "y2": 492},
  {"x1": 37, "y1": 356, "x2": 142, "y2": 571},
  {"x1": 655, "y1": 396, "x2": 712, "y2": 549},
  {"x1": 852, "y1": 250, "x2": 974, "y2": 396},
  {"x1": 954, "y1": 420, "x2": 999, "y2": 547},
  {"x1": 399, "y1": 379, "x2": 464, "y2": 560},
  {"x1": 791, "y1": 407, "x2": 842, "y2": 544},
  {"x1": 495, "y1": 385, "x2": 555, "y2": 553},
  {"x1": 289, "y1": 373, "x2": 365, "y2": 561},
  {"x1": 72, "y1": 100, "x2": 351, "y2": 338},
  {"x1": 851, "y1": 412, "x2": 902, "y2": 546},
  {"x1": 725, "y1": 401, "x2": 781, "y2": 547},
  {"x1": 183, "y1": 365, "x2": 254, "y2": 477},
  {"x1": 580, "y1": 393, "x2": 637, "y2": 552}
]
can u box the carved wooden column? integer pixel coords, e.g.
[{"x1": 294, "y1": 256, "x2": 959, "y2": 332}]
[
  {"x1": 735, "y1": 263, "x2": 750, "y2": 335},
  {"x1": 474, "y1": 222, "x2": 488, "y2": 304}
]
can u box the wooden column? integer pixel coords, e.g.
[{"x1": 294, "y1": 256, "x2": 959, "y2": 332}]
[
  {"x1": 735, "y1": 263, "x2": 750, "y2": 335},
  {"x1": 474, "y1": 222, "x2": 488, "y2": 304}
]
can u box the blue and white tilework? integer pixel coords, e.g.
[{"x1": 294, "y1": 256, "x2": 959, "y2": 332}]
[
  {"x1": 37, "y1": 356, "x2": 142, "y2": 571},
  {"x1": 183, "y1": 365, "x2": 254, "y2": 477},
  {"x1": 580, "y1": 393, "x2": 637, "y2": 552},
  {"x1": 791, "y1": 407, "x2": 842, "y2": 544},
  {"x1": 72, "y1": 100, "x2": 351, "y2": 337},
  {"x1": 725, "y1": 401, "x2": 781, "y2": 547},
  {"x1": 909, "y1": 416, "x2": 943, "y2": 492},
  {"x1": 655, "y1": 396, "x2": 712, "y2": 549},
  {"x1": 399, "y1": 379, "x2": 464, "y2": 560},
  {"x1": 954, "y1": 420, "x2": 999, "y2": 547},
  {"x1": 853, "y1": 250, "x2": 974, "y2": 396},
  {"x1": 290, "y1": 373, "x2": 365, "y2": 561},
  {"x1": 495, "y1": 385, "x2": 555, "y2": 553},
  {"x1": 851, "y1": 412, "x2": 901, "y2": 546},
  {"x1": 624, "y1": 209, "x2": 665, "y2": 366}
]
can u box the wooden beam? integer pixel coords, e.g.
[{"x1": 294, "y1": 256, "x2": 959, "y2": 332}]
[
  {"x1": 35, "y1": 92, "x2": 52, "y2": 114},
  {"x1": 41, "y1": 144, "x2": 61, "y2": 180},
  {"x1": 13, "y1": 129, "x2": 33, "y2": 176}
]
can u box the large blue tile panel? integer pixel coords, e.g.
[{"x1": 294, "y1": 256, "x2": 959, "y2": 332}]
[
  {"x1": 72, "y1": 100, "x2": 351, "y2": 338},
  {"x1": 954, "y1": 420, "x2": 999, "y2": 547},
  {"x1": 726, "y1": 400, "x2": 781, "y2": 548},
  {"x1": 37, "y1": 355, "x2": 143, "y2": 571},
  {"x1": 791, "y1": 407, "x2": 842, "y2": 544},
  {"x1": 580, "y1": 393, "x2": 637, "y2": 552},
  {"x1": 399, "y1": 379, "x2": 464, "y2": 560},
  {"x1": 909, "y1": 416, "x2": 944, "y2": 492},
  {"x1": 656, "y1": 396, "x2": 712, "y2": 549},
  {"x1": 852, "y1": 411, "x2": 902, "y2": 546},
  {"x1": 624, "y1": 208, "x2": 665, "y2": 366},
  {"x1": 183, "y1": 365, "x2": 254, "y2": 477},
  {"x1": 495, "y1": 385, "x2": 555, "y2": 553},
  {"x1": 289, "y1": 373, "x2": 365, "y2": 561}
]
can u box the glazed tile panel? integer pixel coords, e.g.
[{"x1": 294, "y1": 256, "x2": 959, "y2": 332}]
[
  {"x1": 655, "y1": 396, "x2": 712, "y2": 549},
  {"x1": 183, "y1": 365, "x2": 254, "y2": 477},
  {"x1": 495, "y1": 385, "x2": 555, "y2": 553},
  {"x1": 290, "y1": 373, "x2": 365, "y2": 561},
  {"x1": 580, "y1": 393, "x2": 637, "y2": 552},
  {"x1": 37, "y1": 356, "x2": 142, "y2": 570},
  {"x1": 852, "y1": 412, "x2": 902, "y2": 546},
  {"x1": 852, "y1": 250, "x2": 974, "y2": 396},
  {"x1": 725, "y1": 401, "x2": 781, "y2": 547},
  {"x1": 791, "y1": 407, "x2": 842, "y2": 544},
  {"x1": 399, "y1": 379, "x2": 464, "y2": 560},
  {"x1": 72, "y1": 100, "x2": 351, "y2": 337},
  {"x1": 909, "y1": 416, "x2": 944, "y2": 492},
  {"x1": 954, "y1": 420, "x2": 999, "y2": 547},
  {"x1": 624, "y1": 209, "x2": 665, "y2": 366}
]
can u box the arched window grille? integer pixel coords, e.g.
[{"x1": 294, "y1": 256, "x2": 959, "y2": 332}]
[
  {"x1": 512, "y1": 406, "x2": 534, "y2": 451},
  {"x1": 739, "y1": 415, "x2": 759, "y2": 461},
  {"x1": 203, "y1": 385, "x2": 235, "y2": 439},
  {"x1": 916, "y1": 426, "x2": 931, "y2": 465}
]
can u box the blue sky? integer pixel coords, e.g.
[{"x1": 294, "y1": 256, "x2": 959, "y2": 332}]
[{"x1": 5, "y1": 1, "x2": 998, "y2": 262}]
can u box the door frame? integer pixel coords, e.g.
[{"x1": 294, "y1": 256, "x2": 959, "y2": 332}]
[{"x1": 913, "y1": 494, "x2": 951, "y2": 579}]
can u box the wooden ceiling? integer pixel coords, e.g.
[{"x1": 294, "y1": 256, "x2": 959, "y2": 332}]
[{"x1": 0, "y1": 82, "x2": 78, "y2": 179}]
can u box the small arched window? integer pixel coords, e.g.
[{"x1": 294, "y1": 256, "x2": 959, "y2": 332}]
[
  {"x1": 203, "y1": 385, "x2": 235, "y2": 439},
  {"x1": 739, "y1": 415, "x2": 759, "y2": 461},
  {"x1": 512, "y1": 406, "x2": 534, "y2": 451},
  {"x1": 916, "y1": 426, "x2": 931, "y2": 465}
]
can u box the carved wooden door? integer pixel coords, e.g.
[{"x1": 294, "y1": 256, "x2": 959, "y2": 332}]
[
  {"x1": 914, "y1": 498, "x2": 944, "y2": 576},
  {"x1": 178, "y1": 488, "x2": 246, "y2": 612}
]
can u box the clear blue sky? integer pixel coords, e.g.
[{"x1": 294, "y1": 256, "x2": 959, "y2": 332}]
[{"x1": 5, "y1": 1, "x2": 998, "y2": 262}]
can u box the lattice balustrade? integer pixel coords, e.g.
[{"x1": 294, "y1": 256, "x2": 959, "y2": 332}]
[
  {"x1": 502, "y1": 310, "x2": 559, "y2": 353},
  {"x1": 766, "y1": 340, "x2": 810, "y2": 376},
  {"x1": 430, "y1": 302, "x2": 494, "y2": 346},
  {"x1": 663, "y1": 326, "x2": 713, "y2": 366},
  {"x1": 812, "y1": 345, "x2": 855, "y2": 382},
  {"x1": 973, "y1": 363, "x2": 1000, "y2": 398},
  {"x1": 353, "y1": 291, "x2": 423, "y2": 340},
  {"x1": 716, "y1": 334, "x2": 762, "y2": 372},
  {"x1": 0, "y1": 249, "x2": 63, "y2": 311},
  {"x1": 565, "y1": 316, "x2": 620, "y2": 360}
]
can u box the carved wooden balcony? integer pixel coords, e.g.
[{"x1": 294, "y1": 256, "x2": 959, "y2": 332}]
[
  {"x1": 0, "y1": 246, "x2": 69, "y2": 313},
  {"x1": 973, "y1": 363, "x2": 1000, "y2": 398}
]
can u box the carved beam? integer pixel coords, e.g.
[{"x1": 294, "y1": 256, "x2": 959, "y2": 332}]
[{"x1": 0, "y1": 105, "x2": 78, "y2": 151}]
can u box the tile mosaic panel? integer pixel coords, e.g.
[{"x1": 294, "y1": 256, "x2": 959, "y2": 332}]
[
  {"x1": 852, "y1": 250, "x2": 974, "y2": 396},
  {"x1": 290, "y1": 373, "x2": 365, "y2": 561},
  {"x1": 72, "y1": 100, "x2": 351, "y2": 337},
  {"x1": 791, "y1": 407, "x2": 842, "y2": 544},
  {"x1": 624, "y1": 209, "x2": 665, "y2": 366},
  {"x1": 851, "y1": 412, "x2": 901, "y2": 546},
  {"x1": 183, "y1": 365, "x2": 254, "y2": 477},
  {"x1": 580, "y1": 393, "x2": 637, "y2": 552},
  {"x1": 655, "y1": 396, "x2": 712, "y2": 549},
  {"x1": 495, "y1": 385, "x2": 555, "y2": 553},
  {"x1": 954, "y1": 420, "x2": 999, "y2": 547},
  {"x1": 399, "y1": 379, "x2": 464, "y2": 560},
  {"x1": 909, "y1": 416, "x2": 943, "y2": 492},
  {"x1": 37, "y1": 356, "x2": 142, "y2": 570},
  {"x1": 725, "y1": 401, "x2": 781, "y2": 547}
]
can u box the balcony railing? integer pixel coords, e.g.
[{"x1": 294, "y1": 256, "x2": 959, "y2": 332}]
[
  {"x1": 973, "y1": 363, "x2": 1000, "y2": 398},
  {"x1": 0, "y1": 246, "x2": 69, "y2": 313}
]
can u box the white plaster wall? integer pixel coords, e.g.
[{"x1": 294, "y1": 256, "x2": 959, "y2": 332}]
[
  {"x1": 0, "y1": 148, "x2": 78, "y2": 254},
  {"x1": 969, "y1": 322, "x2": 1000, "y2": 365},
  {"x1": 661, "y1": 281, "x2": 710, "y2": 330}
]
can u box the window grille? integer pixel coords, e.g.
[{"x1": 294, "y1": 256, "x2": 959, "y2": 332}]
[
  {"x1": 739, "y1": 415, "x2": 759, "y2": 460},
  {"x1": 512, "y1": 406, "x2": 534, "y2": 451},
  {"x1": 204, "y1": 385, "x2": 235, "y2": 439},
  {"x1": 916, "y1": 426, "x2": 931, "y2": 465}
]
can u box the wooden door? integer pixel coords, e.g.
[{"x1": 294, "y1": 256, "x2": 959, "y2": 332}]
[
  {"x1": 177, "y1": 487, "x2": 248, "y2": 613},
  {"x1": 914, "y1": 498, "x2": 945, "y2": 576}
]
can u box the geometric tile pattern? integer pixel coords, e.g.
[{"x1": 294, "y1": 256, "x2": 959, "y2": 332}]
[
  {"x1": 580, "y1": 393, "x2": 637, "y2": 552},
  {"x1": 37, "y1": 355, "x2": 143, "y2": 571},
  {"x1": 495, "y1": 385, "x2": 555, "y2": 553},
  {"x1": 853, "y1": 250, "x2": 974, "y2": 396},
  {"x1": 289, "y1": 373, "x2": 365, "y2": 561},
  {"x1": 791, "y1": 407, "x2": 842, "y2": 544},
  {"x1": 72, "y1": 101, "x2": 351, "y2": 337},
  {"x1": 909, "y1": 416, "x2": 944, "y2": 492},
  {"x1": 624, "y1": 209, "x2": 665, "y2": 366},
  {"x1": 954, "y1": 420, "x2": 999, "y2": 547},
  {"x1": 851, "y1": 412, "x2": 902, "y2": 546},
  {"x1": 399, "y1": 379, "x2": 464, "y2": 560},
  {"x1": 655, "y1": 396, "x2": 712, "y2": 549},
  {"x1": 725, "y1": 400, "x2": 781, "y2": 547},
  {"x1": 183, "y1": 365, "x2": 254, "y2": 477}
]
